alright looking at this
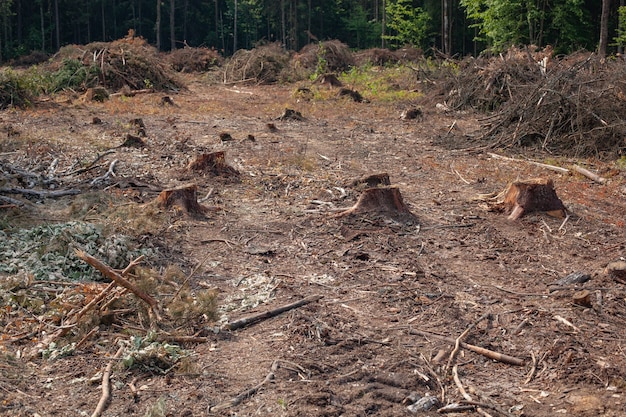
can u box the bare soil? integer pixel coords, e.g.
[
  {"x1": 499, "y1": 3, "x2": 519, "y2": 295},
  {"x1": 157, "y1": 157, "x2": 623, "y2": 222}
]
[{"x1": 1, "y1": 74, "x2": 625, "y2": 417}]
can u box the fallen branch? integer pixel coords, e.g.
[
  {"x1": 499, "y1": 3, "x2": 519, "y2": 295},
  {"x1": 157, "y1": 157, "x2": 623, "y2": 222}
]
[
  {"x1": 90, "y1": 159, "x2": 118, "y2": 187},
  {"x1": 208, "y1": 360, "x2": 279, "y2": 412},
  {"x1": 0, "y1": 187, "x2": 81, "y2": 198},
  {"x1": 488, "y1": 153, "x2": 570, "y2": 174},
  {"x1": 572, "y1": 164, "x2": 607, "y2": 184},
  {"x1": 452, "y1": 365, "x2": 495, "y2": 417},
  {"x1": 445, "y1": 313, "x2": 492, "y2": 374},
  {"x1": 409, "y1": 329, "x2": 524, "y2": 366},
  {"x1": 224, "y1": 294, "x2": 323, "y2": 331},
  {"x1": 91, "y1": 345, "x2": 125, "y2": 417},
  {"x1": 75, "y1": 249, "x2": 161, "y2": 322}
]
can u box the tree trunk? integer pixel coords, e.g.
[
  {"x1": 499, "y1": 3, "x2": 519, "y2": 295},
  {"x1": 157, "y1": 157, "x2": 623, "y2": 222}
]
[
  {"x1": 620, "y1": 0, "x2": 625, "y2": 55},
  {"x1": 156, "y1": 0, "x2": 161, "y2": 50},
  {"x1": 233, "y1": 0, "x2": 238, "y2": 52},
  {"x1": 101, "y1": 0, "x2": 106, "y2": 40},
  {"x1": 381, "y1": 0, "x2": 386, "y2": 48},
  {"x1": 40, "y1": 1, "x2": 45, "y2": 51},
  {"x1": 281, "y1": 0, "x2": 286, "y2": 47},
  {"x1": 599, "y1": 0, "x2": 610, "y2": 58},
  {"x1": 170, "y1": 0, "x2": 175, "y2": 50},
  {"x1": 54, "y1": 0, "x2": 60, "y2": 50}
]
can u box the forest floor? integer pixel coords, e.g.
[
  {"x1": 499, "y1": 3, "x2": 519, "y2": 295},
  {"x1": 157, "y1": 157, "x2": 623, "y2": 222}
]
[{"x1": 1, "y1": 72, "x2": 625, "y2": 417}]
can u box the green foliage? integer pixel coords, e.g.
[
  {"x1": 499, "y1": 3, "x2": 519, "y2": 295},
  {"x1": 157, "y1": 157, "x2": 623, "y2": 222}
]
[
  {"x1": 123, "y1": 334, "x2": 188, "y2": 373},
  {"x1": 343, "y1": 4, "x2": 382, "y2": 49},
  {"x1": 461, "y1": 0, "x2": 592, "y2": 53},
  {"x1": 0, "y1": 221, "x2": 154, "y2": 281},
  {"x1": 340, "y1": 63, "x2": 422, "y2": 102},
  {"x1": 614, "y1": 6, "x2": 626, "y2": 49},
  {"x1": 0, "y1": 68, "x2": 35, "y2": 109},
  {"x1": 549, "y1": 0, "x2": 591, "y2": 53},
  {"x1": 50, "y1": 58, "x2": 101, "y2": 92},
  {"x1": 384, "y1": 0, "x2": 431, "y2": 49}
]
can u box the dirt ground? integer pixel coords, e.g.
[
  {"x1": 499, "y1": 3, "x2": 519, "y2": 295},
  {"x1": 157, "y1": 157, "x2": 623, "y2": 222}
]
[{"x1": 1, "y1": 73, "x2": 625, "y2": 417}]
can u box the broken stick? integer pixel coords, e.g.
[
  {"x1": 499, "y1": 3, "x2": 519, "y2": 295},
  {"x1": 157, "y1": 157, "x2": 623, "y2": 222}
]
[
  {"x1": 224, "y1": 294, "x2": 323, "y2": 331},
  {"x1": 91, "y1": 345, "x2": 125, "y2": 417},
  {"x1": 572, "y1": 164, "x2": 607, "y2": 184},
  {"x1": 75, "y1": 249, "x2": 161, "y2": 321},
  {"x1": 410, "y1": 329, "x2": 524, "y2": 366}
]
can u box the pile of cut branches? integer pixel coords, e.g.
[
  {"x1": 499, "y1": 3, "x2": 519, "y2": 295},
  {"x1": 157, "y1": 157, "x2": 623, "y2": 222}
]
[
  {"x1": 294, "y1": 40, "x2": 355, "y2": 73},
  {"x1": 168, "y1": 46, "x2": 223, "y2": 73},
  {"x1": 444, "y1": 47, "x2": 626, "y2": 158},
  {"x1": 222, "y1": 43, "x2": 291, "y2": 84},
  {"x1": 52, "y1": 32, "x2": 184, "y2": 92}
]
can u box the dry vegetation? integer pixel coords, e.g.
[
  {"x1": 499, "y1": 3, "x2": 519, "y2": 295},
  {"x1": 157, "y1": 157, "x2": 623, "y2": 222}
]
[{"x1": 0, "y1": 39, "x2": 625, "y2": 417}]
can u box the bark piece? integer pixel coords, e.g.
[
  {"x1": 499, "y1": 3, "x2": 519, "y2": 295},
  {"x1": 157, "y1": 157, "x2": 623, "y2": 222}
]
[
  {"x1": 502, "y1": 178, "x2": 566, "y2": 220},
  {"x1": 338, "y1": 186, "x2": 417, "y2": 223},
  {"x1": 186, "y1": 151, "x2": 239, "y2": 177},
  {"x1": 156, "y1": 183, "x2": 207, "y2": 214}
]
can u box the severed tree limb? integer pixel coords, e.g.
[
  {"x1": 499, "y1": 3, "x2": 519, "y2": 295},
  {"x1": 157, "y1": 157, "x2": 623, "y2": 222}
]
[
  {"x1": 409, "y1": 329, "x2": 525, "y2": 366},
  {"x1": 0, "y1": 187, "x2": 81, "y2": 198},
  {"x1": 572, "y1": 164, "x2": 607, "y2": 184},
  {"x1": 91, "y1": 345, "x2": 125, "y2": 417},
  {"x1": 224, "y1": 294, "x2": 323, "y2": 331},
  {"x1": 488, "y1": 153, "x2": 570, "y2": 174},
  {"x1": 75, "y1": 249, "x2": 161, "y2": 322},
  {"x1": 208, "y1": 360, "x2": 279, "y2": 412}
]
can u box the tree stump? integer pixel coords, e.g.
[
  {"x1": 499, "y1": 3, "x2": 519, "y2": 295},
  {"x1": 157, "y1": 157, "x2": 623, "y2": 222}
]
[
  {"x1": 277, "y1": 108, "x2": 304, "y2": 121},
  {"x1": 350, "y1": 173, "x2": 391, "y2": 189},
  {"x1": 337, "y1": 186, "x2": 417, "y2": 223},
  {"x1": 156, "y1": 183, "x2": 206, "y2": 214},
  {"x1": 187, "y1": 151, "x2": 239, "y2": 177},
  {"x1": 315, "y1": 73, "x2": 342, "y2": 87},
  {"x1": 338, "y1": 88, "x2": 364, "y2": 102},
  {"x1": 502, "y1": 178, "x2": 566, "y2": 220}
]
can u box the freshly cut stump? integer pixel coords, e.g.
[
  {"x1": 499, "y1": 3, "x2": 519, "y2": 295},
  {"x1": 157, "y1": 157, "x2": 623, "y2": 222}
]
[
  {"x1": 502, "y1": 178, "x2": 566, "y2": 220},
  {"x1": 187, "y1": 151, "x2": 239, "y2": 177},
  {"x1": 338, "y1": 186, "x2": 417, "y2": 223},
  {"x1": 156, "y1": 183, "x2": 206, "y2": 214}
]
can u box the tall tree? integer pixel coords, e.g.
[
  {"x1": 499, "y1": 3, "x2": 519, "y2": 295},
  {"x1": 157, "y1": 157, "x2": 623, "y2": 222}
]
[
  {"x1": 156, "y1": 0, "x2": 161, "y2": 50},
  {"x1": 599, "y1": 0, "x2": 610, "y2": 57},
  {"x1": 170, "y1": 0, "x2": 175, "y2": 50}
]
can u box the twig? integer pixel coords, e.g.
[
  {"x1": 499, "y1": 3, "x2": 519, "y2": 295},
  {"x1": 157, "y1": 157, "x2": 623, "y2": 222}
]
[
  {"x1": 169, "y1": 252, "x2": 213, "y2": 304},
  {"x1": 554, "y1": 315, "x2": 580, "y2": 332},
  {"x1": 409, "y1": 329, "x2": 525, "y2": 366},
  {"x1": 524, "y1": 351, "x2": 537, "y2": 384},
  {"x1": 224, "y1": 294, "x2": 323, "y2": 331},
  {"x1": 446, "y1": 313, "x2": 492, "y2": 374},
  {"x1": 452, "y1": 365, "x2": 494, "y2": 417},
  {"x1": 91, "y1": 345, "x2": 125, "y2": 417},
  {"x1": 90, "y1": 159, "x2": 118, "y2": 187},
  {"x1": 208, "y1": 360, "x2": 279, "y2": 412},
  {"x1": 572, "y1": 164, "x2": 607, "y2": 184},
  {"x1": 75, "y1": 249, "x2": 161, "y2": 322}
]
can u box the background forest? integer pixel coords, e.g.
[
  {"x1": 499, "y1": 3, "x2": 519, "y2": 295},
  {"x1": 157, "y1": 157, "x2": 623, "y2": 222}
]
[{"x1": 0, "y1": 0, "x2": 624, "y2": 63}]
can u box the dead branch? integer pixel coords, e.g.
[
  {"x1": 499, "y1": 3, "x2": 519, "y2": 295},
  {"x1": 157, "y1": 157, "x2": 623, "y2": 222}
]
[
  {"x1": 452, "y1": 365, "x2": 494, "y2": 417},
  {"x1": 487, "y1": 152, "x2": 570, "y2": 174},
  {"x1": 410, "y1": 329, "x2": 524, "y2": 366},
  {"x1": 572, "y1": 164, "x2": 607, "y2": 184},
  {"x1": 75, "y1": 249, "x2": 161, "y2": 322},
  {"x1": 224, "y1": 294, "x2": 323, "y2": 331},
  {"x1": 208, "y1": 360, "x2": 279, "y2": 412},
  {"x1": 91, "y1": 345, "x2": 125, "y2": 417},
  {"x1": 445, "y1": 313, "x2": 492, "y2": 374},
  {"x1": 0, "y1": 187, "x2": 81, "y2": 198},
  {"x1": 90, "y1": 160, "x2": 118, "y2": 187}
]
